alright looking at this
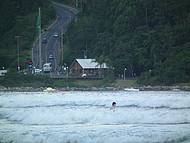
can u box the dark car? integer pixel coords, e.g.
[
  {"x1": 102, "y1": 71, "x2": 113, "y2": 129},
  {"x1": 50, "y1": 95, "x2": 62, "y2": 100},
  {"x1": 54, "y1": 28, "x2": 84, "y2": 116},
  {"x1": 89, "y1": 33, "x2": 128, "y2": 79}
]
[
  {"x1": 42, "y1": 37, "x2": 47, "y2": 44},
  {"x1": 49, "y1": 54, "x2": 54, "y2": 60}
]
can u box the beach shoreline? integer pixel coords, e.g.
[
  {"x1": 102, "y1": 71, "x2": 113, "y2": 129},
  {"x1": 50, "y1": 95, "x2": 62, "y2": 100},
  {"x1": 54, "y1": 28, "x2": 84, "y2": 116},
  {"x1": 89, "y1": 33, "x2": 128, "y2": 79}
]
[{"x1": 0, "y1": 85, "x2": 190, "y2": 92}]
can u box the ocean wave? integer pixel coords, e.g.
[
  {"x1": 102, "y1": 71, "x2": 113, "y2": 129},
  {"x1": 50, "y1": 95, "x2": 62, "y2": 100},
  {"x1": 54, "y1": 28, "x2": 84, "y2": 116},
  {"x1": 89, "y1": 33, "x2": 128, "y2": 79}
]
[
  {"x1": 0, "y1": 91, "x2": 190, "y2": 143},
  {"x1": 157, "y1": 135, "x2": 190, "y2": 143},
  {"x1": 4, "y1": 122, "x2": 190, "y2": 126},
  {"x1": 1, "y1": 103, "x2": 190, "y2": 111}
]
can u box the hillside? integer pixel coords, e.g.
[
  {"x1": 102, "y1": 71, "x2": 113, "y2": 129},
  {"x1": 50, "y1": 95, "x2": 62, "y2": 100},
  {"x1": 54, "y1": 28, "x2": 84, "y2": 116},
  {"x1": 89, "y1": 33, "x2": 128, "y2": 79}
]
[
  {"x1": 0, "y1": 0, "x2": 55, "y2": 70},
  {"x1": 61, "y1": 0, "x2": 190, "y2": 85}
]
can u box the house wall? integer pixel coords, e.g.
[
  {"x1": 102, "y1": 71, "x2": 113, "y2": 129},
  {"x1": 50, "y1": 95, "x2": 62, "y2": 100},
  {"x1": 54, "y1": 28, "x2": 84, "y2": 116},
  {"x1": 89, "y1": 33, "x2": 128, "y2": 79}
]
[
  {"x1": 84, "y1": 69, "x2": 98, "y2": 77},
  {"x1": 70, "y1": 60, "x2": 108, "y2": 78},
  {"x1": 70, "y1": 61, "x2": 83, "y2": 76}
]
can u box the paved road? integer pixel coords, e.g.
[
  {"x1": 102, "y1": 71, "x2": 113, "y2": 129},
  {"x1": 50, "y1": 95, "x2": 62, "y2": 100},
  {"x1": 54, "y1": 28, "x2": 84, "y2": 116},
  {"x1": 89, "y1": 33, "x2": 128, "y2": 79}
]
[{"x1": 32, "y1": 2, "x2": 78, "y2": 73}]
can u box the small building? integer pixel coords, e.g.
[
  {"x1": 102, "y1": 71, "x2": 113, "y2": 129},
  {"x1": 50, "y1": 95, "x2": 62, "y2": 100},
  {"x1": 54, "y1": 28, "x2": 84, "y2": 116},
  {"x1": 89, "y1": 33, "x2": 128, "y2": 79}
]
[{"x1": 70, "y1": 59, "x2": 108, "y2": 78}]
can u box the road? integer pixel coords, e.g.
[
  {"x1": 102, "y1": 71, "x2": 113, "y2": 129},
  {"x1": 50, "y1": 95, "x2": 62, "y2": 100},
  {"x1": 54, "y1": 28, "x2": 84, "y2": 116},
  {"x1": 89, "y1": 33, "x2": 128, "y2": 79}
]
[{"x1": 32, "y1": 2, "x2": 78, "y2": 73}]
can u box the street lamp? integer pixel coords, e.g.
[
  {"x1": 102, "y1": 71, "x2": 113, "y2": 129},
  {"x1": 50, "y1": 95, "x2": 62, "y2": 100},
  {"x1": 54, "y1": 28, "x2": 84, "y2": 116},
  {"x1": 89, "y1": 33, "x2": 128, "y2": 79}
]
[
  {"x1": 75, "y1": 0, "x2": 78, "y2": 8},
  {"x1": 15, "y1": 36, "x2": 21, "y2": 71},
  {"x1": 124, "y1": 68, "x2": 127, "y2": 80},
  {"x1": 66, "y1": 66, "x2": 69, "y2": 77},
  {"x1": 64, "y1": 66, "x2": 69, "y2": 77}
]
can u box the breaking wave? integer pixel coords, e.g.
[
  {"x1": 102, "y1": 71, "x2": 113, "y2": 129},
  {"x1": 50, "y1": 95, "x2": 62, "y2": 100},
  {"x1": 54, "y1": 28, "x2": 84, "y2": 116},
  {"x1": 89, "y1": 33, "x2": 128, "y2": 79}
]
[
  {"x1": 1, "y1": 103, "x2": 190, "y2": 111},
  {"x1": 0, "y1": 91, "x2": 190, "y2": 143}
]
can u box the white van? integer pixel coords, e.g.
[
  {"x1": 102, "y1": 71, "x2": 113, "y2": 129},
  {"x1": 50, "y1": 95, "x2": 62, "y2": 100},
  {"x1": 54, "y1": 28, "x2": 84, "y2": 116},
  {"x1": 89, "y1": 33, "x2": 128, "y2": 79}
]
[
  {"x1": 43, "y1": 63, "x2": 52, "y2": 73},
  {"x1": 0, "y1": 70, "x2": 7, "y2": 76}
]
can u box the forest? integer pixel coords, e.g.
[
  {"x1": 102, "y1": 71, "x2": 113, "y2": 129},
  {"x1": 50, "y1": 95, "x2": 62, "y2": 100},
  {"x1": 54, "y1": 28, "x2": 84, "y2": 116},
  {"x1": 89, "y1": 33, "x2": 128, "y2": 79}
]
[
  {"x1": 62, "y1": 0, "x2": 190, "y2": 84},
  {"x1": 0, "y1": 0, "x2": 190, "y2": 85}
]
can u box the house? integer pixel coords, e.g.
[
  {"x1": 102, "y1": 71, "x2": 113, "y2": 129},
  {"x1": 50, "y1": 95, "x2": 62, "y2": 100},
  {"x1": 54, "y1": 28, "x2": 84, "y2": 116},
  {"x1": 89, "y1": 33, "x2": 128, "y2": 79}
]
[{"x1": 70, "y1": 59, "x2": 108, "y2": 78}]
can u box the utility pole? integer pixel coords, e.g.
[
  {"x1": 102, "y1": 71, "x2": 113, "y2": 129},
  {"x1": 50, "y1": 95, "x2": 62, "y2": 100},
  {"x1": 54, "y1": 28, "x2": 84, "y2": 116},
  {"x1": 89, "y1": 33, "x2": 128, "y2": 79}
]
[
  {"x1": 83, "y1": 50, "x2": 86, "y2": 59},
  {"x1": 124, "y1": 68, "x2": 127, "y2": 80},
  {"x1": 60, "y1": 29, "x2": 64, "y2": 65},
  {"x1": 31, "y1": 35, "x2": 33, "y2": 67},
  {"x1": 146, "y1": 8, "x2": 148, "y2": 26},
  {"x1": 15, "y1": 36, "x2": 21, "y2": 71},
  {"x1": 85, "y1": 40, "x2": 87, "y2": 59},
  {"x1": 82, "y1": 48, "x2": 87, "y2": 59},
  {"x1": 38, "y1": 7, "x2": 42, "y2": 69},
  {"x1": 45, "y1": 44, "x2": 48, "y2": 63},
  {"x1": 75, "y1": 0, "x2": 78, "y2": 8},
  {"x1": 80, "y1": 0, "x2": 82, "y2": 11},
  {"x1": 76, "y1": 0, "x2": 83, "y2": 10}
]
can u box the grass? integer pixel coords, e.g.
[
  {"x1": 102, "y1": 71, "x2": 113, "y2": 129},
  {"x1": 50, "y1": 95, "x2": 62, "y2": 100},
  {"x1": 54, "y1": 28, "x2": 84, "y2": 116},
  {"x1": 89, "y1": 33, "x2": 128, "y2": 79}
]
[
  {"x1": 1, "y1": 74, "x2": 190, "y2": 89},
  {"x1": 53, "y1": 79, "x2": 79, "y2": 87},
  {"x1": 173, "y1": 82, "x2": 190, "y2": 86},
  {"x1": 74, "y1": 80, "x2": 107, "y2": 87},
  {"x1": 1, "y1": 68, "x2": 120, "y2": 88},
  {"x1": 0, "y1": 73, "x2": 53, "y2": 88},
  {"x1": 0, "y1": 73, "x2": 139, "y2": 88},
  {"x1": 115, "y1": 79, "x2": 138, "y2": 88}
]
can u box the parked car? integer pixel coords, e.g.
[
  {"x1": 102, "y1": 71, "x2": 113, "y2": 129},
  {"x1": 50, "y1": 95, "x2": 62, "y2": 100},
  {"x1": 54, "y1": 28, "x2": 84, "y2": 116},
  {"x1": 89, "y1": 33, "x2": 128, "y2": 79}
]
[
  {"x1": 53, "y1": 33, "x2": 59, "y2": 37},
  {"x1": 0, "y1": 70, "x2": 7, "y2": 76},
  {"x1": 42, "y1": 37, "x2": 47, "y2": 44},
  {"x1": 43, "y1": 63, "x2": 52, "y2": 73},
  {"x1": 81, "y1": 73, "x2": 87, "y2": 78},
  {"x1": 49, "y1": 54, "x2": 53, "y2": 60},
  {"x1": 34, "y1": 68, "x2": 42, "y2": 74}
]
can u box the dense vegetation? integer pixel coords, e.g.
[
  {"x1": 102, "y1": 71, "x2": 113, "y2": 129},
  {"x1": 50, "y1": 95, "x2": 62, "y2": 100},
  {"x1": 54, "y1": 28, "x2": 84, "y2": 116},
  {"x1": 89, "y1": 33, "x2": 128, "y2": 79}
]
[
  {"x1": 0, "y1": 73, "x2": 117, "y2": 88},
  {"x1": 0, "y1": 0, "x2": 55, "y2": 70},
  {"x1": 62, "y1": 0, "x2": 190, "y2": 85}
]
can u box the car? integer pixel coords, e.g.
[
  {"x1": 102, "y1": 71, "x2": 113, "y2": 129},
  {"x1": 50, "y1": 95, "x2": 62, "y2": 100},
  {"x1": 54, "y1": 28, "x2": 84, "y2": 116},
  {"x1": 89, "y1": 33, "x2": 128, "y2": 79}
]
[
  {"x1": 43, "y1": 63, "x2": 52, "y2": 73},
  {"x1": 53, "y1": 33, "x2": 59, "y2": 37},
  {"x1": 0, "y1": 69, "x2": 7, "y2": 76},
  {"x1": 81, "y1": 73, "x2": 87, "y2": 78},
  {"x1": 42, "y1": 37, "x2": 47, "y2": 44},
  {"x1": 34, "y1": 68, "x2": 42, "y2": 74},
  {"x1": 49, "y1": 54, "x2": 54, "y2": 60}
]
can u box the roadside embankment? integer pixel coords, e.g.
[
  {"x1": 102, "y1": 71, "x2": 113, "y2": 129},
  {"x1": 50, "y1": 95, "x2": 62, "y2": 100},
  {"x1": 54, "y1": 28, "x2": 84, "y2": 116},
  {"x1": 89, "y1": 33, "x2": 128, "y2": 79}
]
[
  {"x1": 0, "y1": 85, "x2": 190, "y2": 92},
  {"x1": 139, "y1": 85, "x2": 190, "y2": 91},
  {"x1": 1, "y1": 75, "x2": 190, "y2": 92}
]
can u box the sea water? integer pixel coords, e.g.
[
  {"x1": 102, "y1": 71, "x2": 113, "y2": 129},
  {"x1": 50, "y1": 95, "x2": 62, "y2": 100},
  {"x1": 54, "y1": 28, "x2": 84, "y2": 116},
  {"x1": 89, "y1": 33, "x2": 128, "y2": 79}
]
[{"x1": 0, "y1": 91, "x2": 190, "y2": 143}]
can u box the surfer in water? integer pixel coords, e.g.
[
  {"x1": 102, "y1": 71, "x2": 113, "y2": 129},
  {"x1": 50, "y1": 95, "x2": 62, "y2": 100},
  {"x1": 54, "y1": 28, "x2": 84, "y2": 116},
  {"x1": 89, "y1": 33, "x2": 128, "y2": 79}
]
[{"x1": 111, "y1": 102, "x2": 116, "y2": 112}]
